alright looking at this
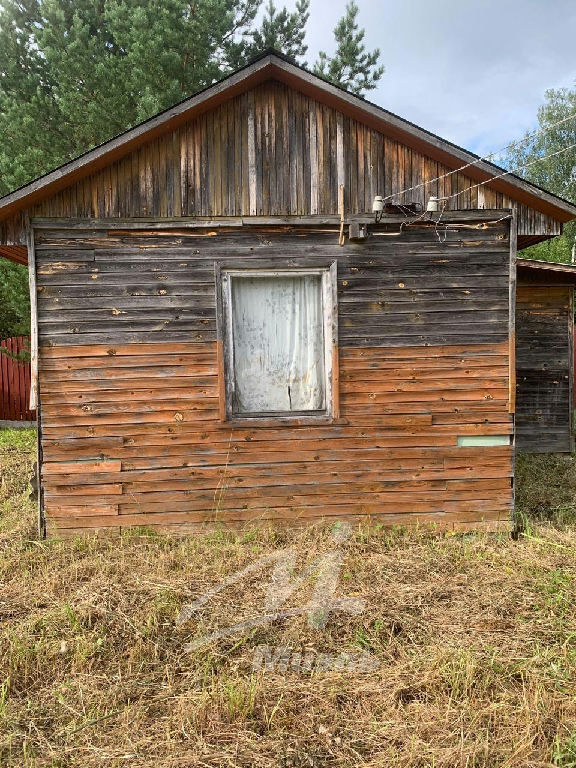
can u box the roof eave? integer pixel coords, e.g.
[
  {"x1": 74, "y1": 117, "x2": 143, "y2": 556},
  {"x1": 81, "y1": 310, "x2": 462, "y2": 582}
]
[
  {"x1": 268, "y1": 59, "x2": 576, "y2": 221},
  {"x1": 0, "y1": 54, "x2": 278, "y2": 220},
  {"x1": 517, "y1": 257, "x2": 576, "y2": 283}
]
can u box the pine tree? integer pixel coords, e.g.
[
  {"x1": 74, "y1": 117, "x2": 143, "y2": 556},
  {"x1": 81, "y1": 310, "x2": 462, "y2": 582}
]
[
  {"x1": 313, "y1": 2, "x2": 384, "y2": 95},
  {"x1": 0, "y1": 0, "x2": 385, "y2": 199},
  {"x1": 0, "y1": 0, "x2": 262, "y2": 195},
  {"x1": 0, "y1": 0, "x2": 385, "y2": 337},
  {"x1": 0, "y1": 261, "x2": 30, "y2": 340},
  {"x1": 246, "y1": 0, "x2": 310, "y2": 62}
]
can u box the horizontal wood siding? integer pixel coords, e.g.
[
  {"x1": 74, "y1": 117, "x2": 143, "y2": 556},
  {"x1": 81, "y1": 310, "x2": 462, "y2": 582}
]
[
  {"x1": 35, "y1": 222, "x2": 511, "y2": 347},
  {"x1": 40, "y1": 341, "x2": 513, "y2": 533},
  {"x1": 36, "y1": 217, "x2": 513, "y2": 533},
  {"x1": 515, "y1": 285, "x2": 574, "y2": 453},
  {"x1": 0, "y1": 81, "x2": 561, "y2": 245}
]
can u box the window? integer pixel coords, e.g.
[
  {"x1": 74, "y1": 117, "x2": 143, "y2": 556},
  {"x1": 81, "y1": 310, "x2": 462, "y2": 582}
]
[{"x1": 219, "y1": 266, "x2": 337, "y2": 420}]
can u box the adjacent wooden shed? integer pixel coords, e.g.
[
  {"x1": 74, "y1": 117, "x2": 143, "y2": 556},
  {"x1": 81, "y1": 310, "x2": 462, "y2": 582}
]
[
  {"x1": 516, "y1": 259, "x2": 576, "y2": 454},
  {"x1": 0, "y1": 51, "x2": 575, "y2": 536}
]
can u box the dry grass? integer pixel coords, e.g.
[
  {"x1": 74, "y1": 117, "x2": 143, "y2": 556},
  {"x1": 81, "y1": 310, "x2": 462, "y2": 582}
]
[{"x1": 2, "y1": 429, "x2": 576, "y2": 766}]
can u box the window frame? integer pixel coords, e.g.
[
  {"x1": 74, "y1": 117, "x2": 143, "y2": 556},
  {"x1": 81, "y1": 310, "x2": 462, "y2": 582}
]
[{"x1": 216, "y1": 261, "x2": 339, "y2": 424}]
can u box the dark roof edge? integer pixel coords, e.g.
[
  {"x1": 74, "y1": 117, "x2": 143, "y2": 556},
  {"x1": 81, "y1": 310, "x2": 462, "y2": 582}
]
[
  {"x1": 0, "y1": 53, "x2": 277, "y2": 213},
  {"x1": 517, "y1": 257, "x2": 576, "y2": 279},
  {"x1": 267, "y1": 53, "x2": 576, "y2": 216}
]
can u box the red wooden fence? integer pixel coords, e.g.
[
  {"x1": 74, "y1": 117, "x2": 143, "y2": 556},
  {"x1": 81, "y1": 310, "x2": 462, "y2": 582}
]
[{"x1": 0, "y1": 336, "x2": 36, "y2": 422}]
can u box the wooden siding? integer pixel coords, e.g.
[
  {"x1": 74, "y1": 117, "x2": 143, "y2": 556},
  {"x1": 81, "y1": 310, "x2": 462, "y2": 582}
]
[
  {"x1": 35, "y1": 216, "x2": 514, "y2": 533},
  {"x1": 0, "y1": 81, "x2": 561, "y2": 246},
  {"x1": 34, "y1": 221, "x2": 511, "y2": 348},
  {"x1": 516, "y1": 284, "x2": 574, "y2": 453},
  {"x1": 40, "y1": 341, "x2": 513, "y2": 534}
]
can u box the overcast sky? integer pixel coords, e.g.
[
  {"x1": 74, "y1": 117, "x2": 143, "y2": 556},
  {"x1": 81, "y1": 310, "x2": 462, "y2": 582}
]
[{"x1": 304, "y1": 0, "x2": 576, "y2": 160}]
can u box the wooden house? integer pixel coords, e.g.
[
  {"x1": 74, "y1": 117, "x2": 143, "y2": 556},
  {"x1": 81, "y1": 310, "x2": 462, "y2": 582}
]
[{"x1": 1, "y1": 51, "x2": 575, "y2": 536}]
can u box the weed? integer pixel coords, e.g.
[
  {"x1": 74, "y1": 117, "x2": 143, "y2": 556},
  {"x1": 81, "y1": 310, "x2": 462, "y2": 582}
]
[
  {"x1": 516, "y1": 452, "x2": 576, "y2": 525},
  {"x1": 553, "y1": 728, "x2": 576, "y2": 767}
]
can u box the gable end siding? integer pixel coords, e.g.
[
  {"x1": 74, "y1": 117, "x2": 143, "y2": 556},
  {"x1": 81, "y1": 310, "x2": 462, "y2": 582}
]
[{"x1": 0, "y1": 81, "x2": 563, "y2": 246}]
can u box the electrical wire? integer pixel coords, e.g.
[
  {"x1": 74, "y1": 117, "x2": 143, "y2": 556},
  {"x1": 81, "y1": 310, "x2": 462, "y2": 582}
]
[
  {"x1": 444, "y1": 139, "x2": 576, "y2": 204},
  {"x1": 382, "y1": 109, "x2": 576, "y2": 204},
  {"x1": 378, "y1": 138, "x2": 576, "y2": 239},
  {"x1": 385, "y1": 137, "x2": 576, "y2": 234},
  {"x1": 417, "y1": 141, "x2": 576, "y2": 240}
]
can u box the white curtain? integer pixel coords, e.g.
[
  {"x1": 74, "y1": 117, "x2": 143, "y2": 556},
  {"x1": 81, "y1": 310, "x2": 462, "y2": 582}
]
[{"x1": 230, "y1": 275, "x2": 326, "y2": 413}]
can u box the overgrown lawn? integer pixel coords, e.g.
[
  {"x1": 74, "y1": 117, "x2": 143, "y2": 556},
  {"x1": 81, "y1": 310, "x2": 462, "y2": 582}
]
[{"x1": 2, "y1": 428, "x2": 576, "y2": 766}]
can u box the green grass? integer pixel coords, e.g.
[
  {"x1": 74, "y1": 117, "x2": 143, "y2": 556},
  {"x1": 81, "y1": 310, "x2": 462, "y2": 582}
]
[
  {"x1": 516, "y1": 452, "x2": 576, "y2": 526},
  {"x1": 0, "y1": 427, "x2": 37, "y2": 539},
  {"x1": 0, "y1": 427, "x2": 36, "y2": 451}
]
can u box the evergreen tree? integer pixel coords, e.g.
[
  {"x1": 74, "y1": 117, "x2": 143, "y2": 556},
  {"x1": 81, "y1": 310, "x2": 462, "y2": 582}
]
[
  {"x1": 0, "y1": 0, "x2": 385, "y2": 336},
  {"x1": 0, "y1": 261, "x2": 30, "y2": 340},
  {"x1": 0, "y1": 0, "x2": 262, "y2": 195},
  {"x1": 245, "y1": 0, "x2": 309, "y2": 63},
  {"x1": 505, "y1": 86, "x2": 576, "y2": 263},
  {"x1": 313, "y1": 2, "x2": 384, "y2": 95},
  {"x1": 0, "y1": 0, "x2": 385, "y2": 198}
]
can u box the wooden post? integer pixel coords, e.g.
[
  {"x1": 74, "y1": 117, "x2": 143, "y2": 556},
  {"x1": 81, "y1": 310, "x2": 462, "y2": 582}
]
[
  {"x1": 569, "y1": 287, "x2": 575, "y2": 452},
  {"x1": 309, "y1": 104, "x2": 318, "y2": 215},
  {"x1": 26, "y1": 226, "x2": 38, "y2": 411},
  {"x1": 247, "y1": 97, "x2": 257, "y2": 216},
  {"x1": 508, "y1": 209, "x2": 517, "y2": 533},
  {"x1": 25, "y1": 222, "x2": 45, "y2": 538},
  {"x1": 508, "y1": 210, "x2": 517, "y2": 416},
  {"x1": 338, "y1": 184, "x2": 345, "y2": 246}
]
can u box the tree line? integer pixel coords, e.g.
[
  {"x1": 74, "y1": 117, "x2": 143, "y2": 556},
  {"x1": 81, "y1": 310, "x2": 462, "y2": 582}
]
[{"x1": 505, "y1": 87, "x2": 576, "y2": 263}]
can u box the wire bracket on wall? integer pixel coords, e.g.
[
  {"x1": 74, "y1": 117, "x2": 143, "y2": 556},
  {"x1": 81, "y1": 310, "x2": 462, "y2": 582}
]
[{"x1": 348, "y1": 222, "x2": 368, "y2": 241}]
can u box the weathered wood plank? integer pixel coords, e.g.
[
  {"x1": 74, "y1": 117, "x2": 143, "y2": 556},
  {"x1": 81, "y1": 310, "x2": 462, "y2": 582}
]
[
  {"x1": 35, "y1": 214, "x2": 515, "y2": 533},
  {"x1": 515, "y1": 282, "x2": 574, "y2": 453}
]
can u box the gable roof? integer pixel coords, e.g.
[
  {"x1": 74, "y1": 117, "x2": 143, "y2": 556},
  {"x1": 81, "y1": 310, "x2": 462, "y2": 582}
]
[{"x1": 1, "y1": 50, "x2": 575, "y2": 223}]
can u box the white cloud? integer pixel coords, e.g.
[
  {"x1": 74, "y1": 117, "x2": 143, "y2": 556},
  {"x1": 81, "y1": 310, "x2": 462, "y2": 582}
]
[{"x1": 304, "y1": 0, "x2": 576, "y2": 156}]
